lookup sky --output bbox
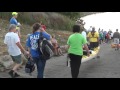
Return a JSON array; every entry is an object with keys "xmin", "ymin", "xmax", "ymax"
[{"xmin": 81, "ymin": 12, "xmax": 120, "ymax": 32}]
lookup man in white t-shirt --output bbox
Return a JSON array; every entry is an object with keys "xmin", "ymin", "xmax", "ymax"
[
  {"xmin": 110, "ymin": 32, "xmax": 114, "ymax": 40},
  {"xmin": 88, "ymin": 26, "xmax": 92, "ymax": 32},
  {"xmin": 81, "ymin": 29, "xmax": 87, "ymax": 41},
  {"xmin": 4, "ymin": 24, "xmax": 29, "ymax": 78}
]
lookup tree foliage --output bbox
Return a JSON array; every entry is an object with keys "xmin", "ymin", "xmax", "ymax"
[{"xmin": 59, "ymin": 12, "xmax": 80, "ymax": 20}]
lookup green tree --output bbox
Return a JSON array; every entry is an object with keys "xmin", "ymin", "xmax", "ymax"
[{"xmin": 58, "ymin": 12, "xmax": 80, "ymax": 20}]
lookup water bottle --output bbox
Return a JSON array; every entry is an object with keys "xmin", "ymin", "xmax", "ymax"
[{"xmin": 66, "ymin": 54, "xmax": 70, "ymax": 67}]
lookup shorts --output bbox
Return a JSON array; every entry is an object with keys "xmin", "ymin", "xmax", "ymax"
[
  {"xmin": 114, "ymin": 38, "xmax": 119, "ymax": 44},
  {"xmin": 111, "ymin": 37, "xmax": 113, "ymax": 40},
  {"xmin": 99, "ymin": 38, "xmax": 103, "ymax": 41},
  {"xmin": 105, "ymin": 36, "xmax": 107, "ymax": 39},
  {"xmin": 90, "ymin": 42, "xmax": 99, "ymax": 49},
  {"xmin": 11, "ymin": 54, "xmax": 22, "ymax": 64}
]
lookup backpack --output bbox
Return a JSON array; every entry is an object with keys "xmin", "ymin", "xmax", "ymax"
[
  {"xmin": 25, "ymin": 58, "xmax": 35, "ymax": 74},
  {"xmin": 38, "ymin": 32, "xmax": 54, "ymax": 60}
]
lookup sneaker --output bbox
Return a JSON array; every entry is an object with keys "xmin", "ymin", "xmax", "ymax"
[
  {"xmin": 8, "ymin": 70, "xmax": 14, "ymax": 78},
  {"xmin": 14, "ymin": 73, "xmax": 20, "ymax": 78},
  {"xmin": 54, "ymin": 55, "xmax": 58, "ymax": 57},
  {"xmin": 62, "ymin": 54, "xmax": 64, "ymax": 56}
]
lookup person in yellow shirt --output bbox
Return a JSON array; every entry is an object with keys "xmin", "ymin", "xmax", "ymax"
[{"xmin": 87, "ymin": 27, "xmax": 99, "ymax": 50}]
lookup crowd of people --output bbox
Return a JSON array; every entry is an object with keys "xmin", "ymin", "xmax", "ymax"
[
  {"xmin": 4, "ymin": 12, "xmax": 64, "ymax": 78},
  {"xmin": 81, "ymin": 25, "xmax": 120, "ymax": 50},
  {"xmin": 3, "ymin": 12, "xmax": 120, "ymax": 78},
  {"xmin": 98, "ymin": 29, "xmax": 114, "ymax": 44}
]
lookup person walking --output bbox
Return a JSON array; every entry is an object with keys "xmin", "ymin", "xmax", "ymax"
[
  {"xmin": 113, "ymin": 29, "xmax": 120, "ymax": 50},
  {"xmin": 67, "ymin": 25, "xmax": 90, "ymax": 78},
  {"xmin": 10, "ymin": 12, "xmax": 21, "ymax": 38},
  {"xmin": 4, "ymin": 24, "xmax": 29, "ymax": 78},
  {"xmin": 87, "ymin": 27, "xmax": 99, "ymax": 50},
  {"xmin": 26, "ymin": 23, "xmax": 51, "ymax": 78}
]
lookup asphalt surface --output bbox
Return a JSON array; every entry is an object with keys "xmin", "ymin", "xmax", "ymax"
[{"xmin": 0, "ymin": 43, "xmax": 120, "ymax": 78}]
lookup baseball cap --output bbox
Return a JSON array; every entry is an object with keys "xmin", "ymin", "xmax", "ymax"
[
  {"xmin": 12, "ymin": 12, "xmax": 18, "ymax": 16},
  {"xmin": 16, "ymin": 27, "xmax": 19, "ymax": 30}
]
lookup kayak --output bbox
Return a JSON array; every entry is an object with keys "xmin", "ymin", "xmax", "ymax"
[
  {"xmin": 67, "ymin": 46, "xmax": 100, "ymax": 67},
  {"xmin": 82, "ymin": 46, "xmax": 100, "ymax": 63}
]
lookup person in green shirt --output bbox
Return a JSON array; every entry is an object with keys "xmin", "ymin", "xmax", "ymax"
[
  {"xmin": 67, "ymin": 25, "xmax": 90, "ymax": 78},
  {"xmin": 99, "ymin": 31, "xmax": 103, "ymax": 44}
]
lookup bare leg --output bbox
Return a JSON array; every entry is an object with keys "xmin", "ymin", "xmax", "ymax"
[
  {"xmin": 54, "ymin": 48, "xmax": 58, "ymax": 56},
  {"xmin": 13, "ymin": 63, "xmax": 22, "ymax": 72},
  {"xmin": 117, "ymin": 44, "xmax": 119, "ymax": 50},
  {"xmin": 58, "ymin": 48, "xmax": 64, "ymax": 56},
  {"xmin": 8, "ymin": 63, "xmax": 22, "ymax": 78}
]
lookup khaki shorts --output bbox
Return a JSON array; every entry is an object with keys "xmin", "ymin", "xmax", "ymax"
[
  {"xmin": 114, "ymin": 38, "xmax": 119, "ymax": 44},
  {"xmin": 11, "ymin": 54, "xmax": 22, "ymax": 64}
]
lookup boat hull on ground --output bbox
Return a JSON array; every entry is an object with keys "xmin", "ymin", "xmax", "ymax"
[
  {"xmin": 82, "ymin": 47, "xmax": 100, "ymax": 63},
  {"xmin": 67, "ymin": 47, "xmax": 100, "ymax": 67}
]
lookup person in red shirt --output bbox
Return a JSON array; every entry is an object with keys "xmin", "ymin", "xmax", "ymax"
[
  {"xmin": 41, "ymin": 25, "xmax": 46, "ymax": 30},
  {"xmin": 40, "ymin": 21, "xmax": 46, "ymax": 31},
  {"xmin": 106, "ymin": 32, "xmax": 110, "ymax": 43}
]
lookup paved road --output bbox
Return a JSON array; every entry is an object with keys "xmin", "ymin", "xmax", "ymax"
[{"xmin": 0, "ymin": 43, "xmax": 120, "ymax": 78}]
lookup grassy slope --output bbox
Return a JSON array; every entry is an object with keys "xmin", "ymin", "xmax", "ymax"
[
  {"xmin": 0, "ymin": 12, "xmax": 75, "ymax": 31},
  {"xmin": 0, "ymin": 19, "xmax": 72, "ymax": 56}
]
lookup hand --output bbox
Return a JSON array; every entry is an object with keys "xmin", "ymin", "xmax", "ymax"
[
  {"xmin": 17, "ymin": 22, "xmax": 21, "ymax": 26},
  {"xmin": 24, "ymin": 51, "xmax": 29, "ymax": 56},
  {"xmin": 27, "ymin": 54, "xmax": 32, "ymax": 59},
  {"xmin": 40, "ymin": 27, "xmax": 45, "ymax": 32},
  {"xmin": 87, "ymin": 52, "xmax": 90, "ymax": 57}
]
